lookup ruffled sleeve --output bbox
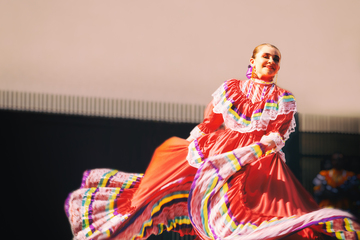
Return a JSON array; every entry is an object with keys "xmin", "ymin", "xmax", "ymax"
[
  {"xmin": 189, "ymin": 101, "xmax": 224, "ymax": 139},
  {"xmin": 260, "ymin": 90, "xmax": 297, "ymax": 152}
]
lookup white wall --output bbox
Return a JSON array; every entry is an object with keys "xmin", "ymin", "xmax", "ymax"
[{"xmin": 1, "ymin": 0, "xmax": 359, "ymax": 117}]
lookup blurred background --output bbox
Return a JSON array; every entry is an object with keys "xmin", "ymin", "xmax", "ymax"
[{"xmin": 1, "ymin": 1, "xmax": 359, "ymax": 239}]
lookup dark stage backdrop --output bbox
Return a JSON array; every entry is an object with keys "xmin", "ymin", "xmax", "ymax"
[{"xmin": 1, "ymin": 110, "xmax": 299, "ymax": 240}]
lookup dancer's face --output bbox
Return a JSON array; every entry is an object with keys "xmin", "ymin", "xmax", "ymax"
[{"xmin": 250, "ymin": 46, "xmax": 281, "ymax": 81}]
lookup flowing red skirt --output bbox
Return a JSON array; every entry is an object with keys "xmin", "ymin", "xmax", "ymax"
[
  {"xmin": 227, "ymin": 153, "xmax": 324, "ymax": 239},
  {"xmin": 66, "ymin": 137, "xmax": 359, "ymax": 239}
]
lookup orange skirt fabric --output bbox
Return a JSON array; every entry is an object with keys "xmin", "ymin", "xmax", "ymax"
[{"xmin": 66, "ymin": 137, "xmax": 199, "ymax": 240}]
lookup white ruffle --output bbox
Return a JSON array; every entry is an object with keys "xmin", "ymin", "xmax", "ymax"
[
  {"xmin": 186, "ymin": 140, "xmax": 203, "ymax": 168},
  {"xmin": 212, "ymin": 82, "xmax": 297, "ymax": 141},
  {"xmin": 186, "ymin": 139, "xmax": 265, "ymax": 169},
  {"xmin": 283, "ymin": 113, "xmax": 296, "ymax": 142},
  {"xmin": 260, "ymin": 132, "xmax": 285, "ymax": 152},
  {"xmin": 189, "ymin": 126, "xmax": 205, "ymax": 139}
]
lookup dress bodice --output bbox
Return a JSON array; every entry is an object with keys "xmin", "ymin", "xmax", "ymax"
[
  {"xmin": 240, "ymin": 78, "xmax": 277, "ymax": 104},
  {"xmin": 187, "ymin": 79, "xmax": 297, "ymax": 167}
]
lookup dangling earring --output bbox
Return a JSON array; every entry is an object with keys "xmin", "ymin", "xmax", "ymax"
[
  {"xmin": 246, "ymin": 65, "xmax": 252, "ymax": 79},
  {"xmin": 251, "ymin": 66, "xmax": 256, "ymax": 80}
]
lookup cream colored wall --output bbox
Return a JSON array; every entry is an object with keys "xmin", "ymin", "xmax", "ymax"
[{"xmin": 1, "ymin": 0, "xmax": 359, "ymax": 117}]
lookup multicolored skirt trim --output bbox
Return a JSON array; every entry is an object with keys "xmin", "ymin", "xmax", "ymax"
[
  {"xmin": 188, "ymin": 150, "xmax": 360, "ymax": 240},
  {"xmin": 65, "ymin": 169, "xmax": 196, "ymax": 240},
  {"xmin": 65, "ymin": 169, "xmax": 143, "ymax": 239}
]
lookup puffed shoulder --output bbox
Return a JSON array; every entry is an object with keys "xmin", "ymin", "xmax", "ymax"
[{"xmin": 273, "ymin": 85, "xmax": 296, "ymax": 103}]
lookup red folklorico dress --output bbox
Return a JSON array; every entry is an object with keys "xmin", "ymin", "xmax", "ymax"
[{"xmin": 65, "ymin": 78, "xmax": 360, "ymax": 240}]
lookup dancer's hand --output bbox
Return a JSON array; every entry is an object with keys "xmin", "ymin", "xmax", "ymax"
[{"xmin": 259, "ymin": 138, "xmax": 276, "ymax": 153}]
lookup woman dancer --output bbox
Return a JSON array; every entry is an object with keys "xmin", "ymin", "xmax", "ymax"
[{"xmin": 65, "ymin": 43, "xmax": 360, "ymax": 239}]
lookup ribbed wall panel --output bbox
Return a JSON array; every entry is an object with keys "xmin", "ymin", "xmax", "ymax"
[
  {"xmin": 300, "ymin": 133, "xmax": 360, "ymax": 156},
  {"xmin": 299, "ymin": 113, "xmax": 360, "ymax": 134},
  {"xmin": 0, "ymin": 90, "xmax": 205, "ymax": 123},
  {"xmin": 2, "ymin": 90, "xmax": 360, "ymax": 133}
]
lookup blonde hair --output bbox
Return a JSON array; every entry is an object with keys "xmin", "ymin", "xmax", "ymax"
[{"xmin": 251, "ymin": 43, "xmax": 281, "ymax": 59}]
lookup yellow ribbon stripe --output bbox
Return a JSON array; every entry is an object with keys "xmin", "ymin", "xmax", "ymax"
[
  {"xmin": 133, "ymin": 192, "xmax": 190, "ymax": 240},
  {"xmin": 82, "ymin": 188, "xmax": 98, "ymax": 229},
  {"xmin": 121, "ymin": 174, "xmax": 142, "ymax": 189},
  {"xmin": 150, "ymin": 192, "xmax": 189, "ymax": 216},
  {"xmin": 280, "ymin": 95, "xmax": 296, "ymax": 102},
  {"xmin": 325, "ymin": 220, "xmax": 334, "ymax": 233},
  {"xmin": 225, "ymin": 153, "xmax": 242, "ymax": 171},
  {"xmin": 335, "ymin": 231, "xmax": 345, "ymax": 239},
  {"xmin": 250, "ymin": 144, "xmax": 263, "ymax": 159},
  {"xmin": 98, "ymin": 170, "xmax": 118, "ymax": 187},
  {"xmin": 344, "ymin": 218, "xmax": 355, "ymax": 232},
  {"xmin": 201, "ymin": 176, "xmax": 218, "ymax": 240},
  {"xmin": 106, "ymin": 187, "xmax": 121, "ymax": 213}
]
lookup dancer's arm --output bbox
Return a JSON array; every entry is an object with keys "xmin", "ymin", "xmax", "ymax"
[{"xmin": 187, "ymin": 100, "xmax": 224, "ymax": 142}]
